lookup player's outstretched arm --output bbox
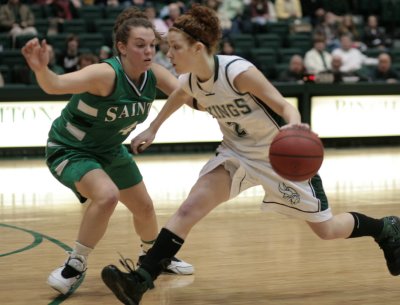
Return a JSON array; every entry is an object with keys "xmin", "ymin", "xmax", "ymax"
[
  {"xmin": 22, "ymin": 38, "xmax": 114, "ymax": 96},
  {"xmin": 131, "ymin": 87, "xmax": 192, "ymax": 154}
]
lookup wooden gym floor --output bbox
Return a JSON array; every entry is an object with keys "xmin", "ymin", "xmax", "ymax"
[{"xmin": 1, "ymin": 146, "xmax": 400, "ymax": 305}]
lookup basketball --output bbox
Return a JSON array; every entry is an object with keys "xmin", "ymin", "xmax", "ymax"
[{"xmin": 269, "ymin": 128, "xmax": 324, "ymax": 181}]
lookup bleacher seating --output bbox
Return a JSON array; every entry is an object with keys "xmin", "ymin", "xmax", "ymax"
[{"xmin": 1, "ymin": 2, "xmax": 400, "ymax": 85}]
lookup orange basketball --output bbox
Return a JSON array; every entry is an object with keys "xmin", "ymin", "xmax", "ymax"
[{"xmin": 269, "ymin": 128, "xmax": 324, "ymax": 181}]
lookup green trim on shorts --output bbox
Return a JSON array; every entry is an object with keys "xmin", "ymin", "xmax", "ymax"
[{"xmin": 310, "ymin": 174, "xmax": 329, "ymax": 211}]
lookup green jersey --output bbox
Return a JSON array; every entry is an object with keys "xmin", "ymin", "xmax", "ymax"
[{"xmin": 48, "ymin": 57, "xmax": 157, "ymax": 154}]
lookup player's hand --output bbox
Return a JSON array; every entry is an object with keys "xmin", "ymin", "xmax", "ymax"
[
  {"xmin": 280, "ymin": 123, "xmax": 310, "ymax": 131},
  {"xmin": 131, "ymin": 128, "xmax": 156, "ymax": 154},
  {"xmin": 21, "ymin": 38, "xmax": 50, "ymax": 72}
]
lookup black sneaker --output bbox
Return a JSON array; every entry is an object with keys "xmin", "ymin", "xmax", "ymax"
[
  {"xmin": 102, "ymin": 257, "xmax": 154, "ymax": 305},
  {"xmin": 375, "ymin": 216, "xmax": 400, "ymax": 276}
]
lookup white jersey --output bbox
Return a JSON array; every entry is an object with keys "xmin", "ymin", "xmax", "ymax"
[
  {"xmin": 179, "ymin": 55, "xmax": 283, "ymax": 161},
  {"xmin": 179, "ymin": 55, "xmax": 331, "ymax": 223}
]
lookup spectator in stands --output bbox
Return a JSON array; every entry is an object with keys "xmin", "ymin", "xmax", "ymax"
[
  {"xmin": 241, "ymin": 0, "xmax": 277, "ymax": 34},
  {"xmin": 46, "ymin": 0, "xmax": 80, "ymax": 35},
  {"xmin": 58, "ymin": 33, "xmax": 80, "ymax": 73},
  {"xmin": 363, "ymin": 15, "xmax": 392, "ymax": 50},
  {"xmin": 275, "ymin": 0, "xmax": 302, "ymax": 21},
  {"xmin": 278, "ymin": 54, "xmax": 306, "ymax": 83},
  {"xmin": 369, "ymin": 53, "xmax": 399, "ymax": 83},
  {"xmin": 154, "ymin": 38, "xmax": 177, "ymax": 77},
  {"xmin": 220, "ymin": 0, "xmax": 244, "ymax": 34},
  {"xmin": 144, "ymin": 3, "xmax": 169, "ymax": 38},
  {"xmin": 0, "ymin": 0, "xmax": 38, "ymax": 48},
  {"xmin": 98, "ymin": 45, "xmax": 112, "ymax": 61},
  {"xmin": 300, "ymin": 0, "xmax": 324, "ymax": 27},
  {"xmin": 337, "ymin": 14, "xmax": 360, "ymax": 45},
  {"xmin": 204, "ymin": 0, "xmax": 235, "ymax": 38},
  {"xmin": 330, "ymin": 54, "xmax": 369, "ymax": 83},
  {"xmin": 78, "ymin": 53, "xmax": 99, "ymax": 70},
  {"xmin": 219, "ymin": 38, "xmax": 236, "ymax": 56},
  {"xmin": 332, "ymin": 34, "xmax": 378, "ymax": 73},
  {"xmin": 30, "ymin": 43, "xmax": 64, "ymax": 84},
  {"xmin": 304, "ymin": 34, "xmax": 332, "ymax": 74},
  {"xmin": 313, "ymin": 11, "xmax": 340, "ymax": 51},
  {"xmin": 163, "ymin": 2, "xmax": 183, "ymax": 28}
]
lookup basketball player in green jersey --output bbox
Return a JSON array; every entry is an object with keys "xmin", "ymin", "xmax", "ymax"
[
  {"xmin": 101, "ymin": 5, "xmax": 400, "ymax": 305},
  {"xmin": 21, "ymin": 7, "xmax": 193, "ymax": 297}
]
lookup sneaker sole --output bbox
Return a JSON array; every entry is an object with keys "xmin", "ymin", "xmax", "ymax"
[{"xmin": 101, "ymin": 266, "xmax": 137, "ymax": 305}]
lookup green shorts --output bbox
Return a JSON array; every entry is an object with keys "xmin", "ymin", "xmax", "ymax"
[{"xmin": 46, "ymin": 142, "xmax": 142, "ymax": 203}]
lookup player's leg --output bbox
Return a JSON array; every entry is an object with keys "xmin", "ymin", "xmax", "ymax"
[
  {"xmin": 308, "ymin": 212, "xmax": 400, "ymax": 275},
  {"xmin": 102, "ymin": 165, "xmax": 232, "ymax": 305},
  {"xmin": 119, "ymin": 182, "xmax": 194, "ymax": 275},
  {"xmin": 47, "ymin": 168, "xmax": 120, "ymax": 295}
]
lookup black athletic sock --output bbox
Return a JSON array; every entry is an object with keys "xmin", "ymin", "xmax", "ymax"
[
  {"xmin": 138, "ymin": 228, "xmax": 184, "ymax": 280},
  {"xmin": 348, "ymin": 212, "xmax": 384, "ymax": 238}
]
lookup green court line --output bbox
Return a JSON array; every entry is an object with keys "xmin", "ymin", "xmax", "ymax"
[{"xmin": 0, "ymin": 223, "xmax": 85, "ymax": 305}]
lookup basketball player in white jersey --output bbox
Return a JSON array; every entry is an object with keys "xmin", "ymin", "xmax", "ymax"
[{"xmin": 102, "ymin": 5, "xmax": 400, "ymax": 305}]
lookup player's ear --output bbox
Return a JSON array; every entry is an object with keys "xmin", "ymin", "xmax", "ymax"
[{"xmin": 116, "ymin": 41, "xmax": 126, "ymax": 56}]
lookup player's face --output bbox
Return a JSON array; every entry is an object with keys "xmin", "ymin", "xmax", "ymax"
[
  {"xmin": 167, "ymin": 31, "xmax": 197, "ymax": 74},
  {"xmin": 120, "ymin": 27, "xmax": 156, "ymax": 72}
]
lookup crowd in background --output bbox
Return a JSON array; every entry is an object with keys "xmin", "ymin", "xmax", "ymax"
[{"xmin": 1, "ymin": 0, "xmax": 400, "ymax": 87}]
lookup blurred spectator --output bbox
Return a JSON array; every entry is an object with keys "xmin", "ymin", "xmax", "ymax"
[
  {"xmin": 275, "ymin": 0, "xmax": 302, "ymax": 21},
  {"xmin": 144, "ymin": 3, "xmax": 169, "ymax": 38},
  {"xmin": 304, "ymin": 34, "xmax": 332, "ymax": 74},
  {"xmin": 313, "ymin": 11, "xmax": 340, "ymax": 51},
  {"xmin": 363, "ymin": 15, "xmax": 392, "ymax": 50},
  {"xmin": 220, "ymin": 0, "xmax": 244, "ymax": 34},
  {"xmin": 0, "ymin": 0, "xmax": 37, "ymax": 48},
  {"xmin": 242, "ymin": 0, "xmax": 277, "ymax": 34},
  {"xmin": 337, "ymin": 14, "xmax": 360, "ymax": 44},
  {"xmin": 330, "ymin": 54, "xmax": 369, "ymax": 83},
  {"xmin": 78, "ymin": 52, "xmax": 99, "ymax": 70},
  {"xmin": 332, "ymin": 34, "xmax": 378, "ymax": 73},
  {"xmin": 300, "ymin": 0, "xmax": 324, "ymax": 26},
  {"xmin": 47, "ymin": 0, "xmax": 80, "ymax": 35},
  {"xmin": 58, "ymin": 33, "xmax": 80, "ymax": 73},
  {"xmin": 98, "ymin": 45, "xmax": 112, "ymax": 61},
  {"xmin": 154, "ymin": 39, "xmax": 177, "ymax": 77},
  {"xmin": 369, "ymin": 53, "xmax": 399, "ymax": 83},
  {"xmin": 30, "ymin": 43, "xmax": 64, "ymax": 84},
  {"xmin": 204, "ymin": 0, "xmax": 235, "ymax": 37},
  {"xmin": 164, "ymin": 2, "xmax": 183, "ymax": 28},
  {"xmin": 219, "ymin": 38, "xmax": 236, "ymax": 56},
  {"xmin": 48, "ymin": 0, "xmax": 80, "ymax": 21},
  {"xmin": 278, "ymin": 54, "xmax": 306, "ymax": 83}
]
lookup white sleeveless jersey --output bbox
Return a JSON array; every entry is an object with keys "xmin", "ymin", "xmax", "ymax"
[{"xmin": 179, "ymin": 55, "xmax": 284, "ymax": 161}]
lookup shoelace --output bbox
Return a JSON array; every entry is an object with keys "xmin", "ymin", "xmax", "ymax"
[{"xmin": 118, "ymin": 252, "xmax": 136, "ymax": 273}]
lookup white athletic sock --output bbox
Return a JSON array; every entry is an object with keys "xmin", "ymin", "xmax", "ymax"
[{"xmin": 72, "ymin": 241, "xmax": 93, "ymax": 258}]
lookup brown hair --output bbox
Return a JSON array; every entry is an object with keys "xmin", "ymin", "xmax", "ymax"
[
  {"xmin": 171, "ymin": 4, "xmax": 221, "ymax": 55},
  {"xmin": 113, "ymin": 7, "xmax": 161, "ymax": 55}
]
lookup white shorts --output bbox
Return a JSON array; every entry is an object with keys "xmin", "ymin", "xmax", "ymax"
[{"xmin": 199, "ymin": 145, "xmax": 332, "ymax": 223}]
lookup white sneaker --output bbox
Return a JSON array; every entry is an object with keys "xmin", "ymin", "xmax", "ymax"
[
  {"xmin": 138, "ymin": 254, "xmax": 194, "ymax": 275},
  {"xmin": 47, "ymin": 253, "xmax": 87, "ymax": 295},
  {"xmin": 163, "ymin": 256, "xmax": 195, "ymax": 275}
]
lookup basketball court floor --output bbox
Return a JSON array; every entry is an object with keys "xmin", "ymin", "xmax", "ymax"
[{"xmin": 1, "ymin": 146, "xmax": 400, "ymax": 305}]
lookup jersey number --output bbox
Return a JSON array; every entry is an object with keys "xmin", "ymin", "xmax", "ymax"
[
  {"xmin": 226, "ymin": 122, "xmax": 247, "ymax": 137},
  {"xmin": 120, "ymin": 122, "xmax": 138, "ymax": 136}
]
